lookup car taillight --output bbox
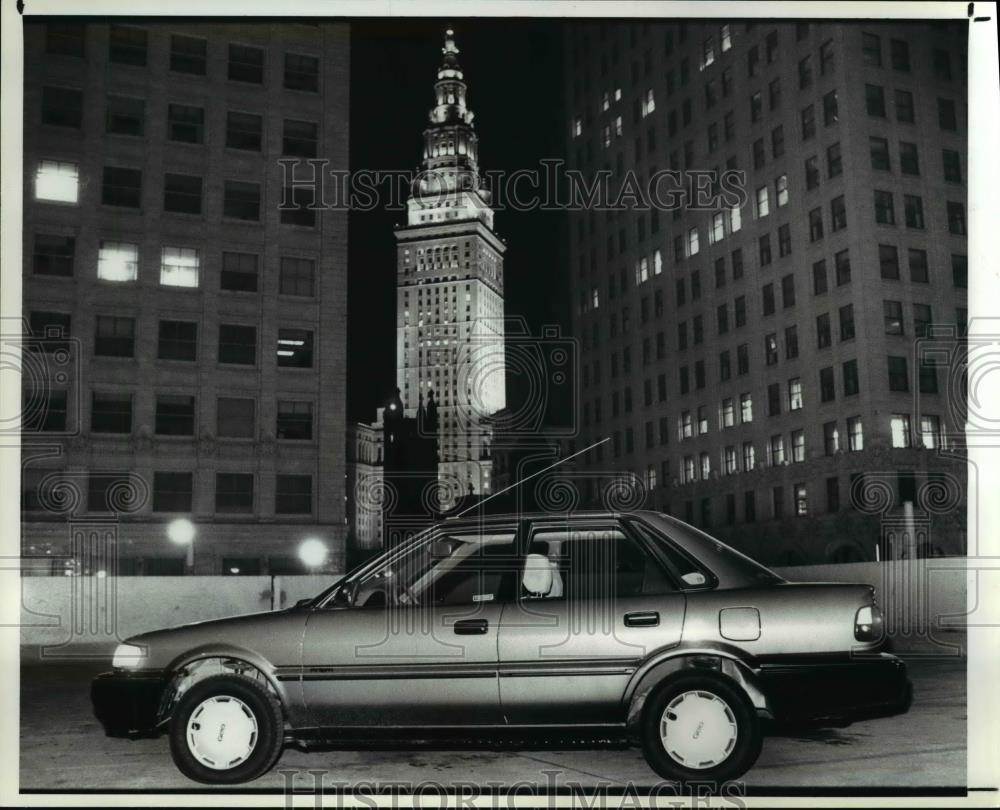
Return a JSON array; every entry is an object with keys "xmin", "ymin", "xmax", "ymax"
[{"xmin": 854, "ymin": 604, "xmax": 883, "ymax": 642}]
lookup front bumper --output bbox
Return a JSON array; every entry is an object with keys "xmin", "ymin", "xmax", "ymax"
[
  {"xmin": 91, "ymin": 671, "xmax": 166, "ymax": 738},
  {"xmin": 755, "ymin": 652, "xmax": 912, "ymax": 727}
]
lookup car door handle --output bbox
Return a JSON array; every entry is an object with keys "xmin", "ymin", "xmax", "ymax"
[
  {"xmin": 624, "ymin": 611, "xmax": 660, "ymax": 628},
  {"xmin": 454, "ymin": 619, "xmax": 489, "ymax": 635}
]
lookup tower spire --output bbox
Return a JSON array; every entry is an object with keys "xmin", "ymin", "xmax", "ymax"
[{"xmin": 408, "ymin": 27, "xmax": 492, "ymax": 224}]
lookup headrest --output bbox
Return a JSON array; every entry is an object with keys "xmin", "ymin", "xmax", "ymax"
[{"xmin": 522, "ymin": 553, "xmax": 553, "ymax": 596}]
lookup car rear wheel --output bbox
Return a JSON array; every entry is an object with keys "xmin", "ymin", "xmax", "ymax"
[
  {"xmin": 168, "ymin": 674, "xmax": 284, "ymax": 784},
  {"xmin": 641, "ymin": 673, "xmax": 762, "ymax": 787}
]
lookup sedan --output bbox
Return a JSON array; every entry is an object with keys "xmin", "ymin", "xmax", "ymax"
[{"xmin": 92, "ymin": 510, "xmax": 911, "ymax": 786}]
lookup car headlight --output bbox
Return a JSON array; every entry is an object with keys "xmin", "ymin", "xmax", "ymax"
[{"xmin": 112, "ymin": 643, "xmax": 147, "ymax": 669}]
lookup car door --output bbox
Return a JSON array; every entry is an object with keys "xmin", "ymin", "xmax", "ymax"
[
  {"xmin": 301, "ymin": 525, "xmax": 519, "ymax": 728},
  {"xmin": 497, "ymin": 519, "xmax": 685, "ymax": 725}
]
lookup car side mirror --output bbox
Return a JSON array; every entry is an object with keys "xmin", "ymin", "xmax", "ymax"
[
  {"xmin": 293, "ymin": 598, "xmax": 312, "ymax": 609},
  {"xmin": 681, "ymin": 571, "xmax": 707, "ymax": 587}
]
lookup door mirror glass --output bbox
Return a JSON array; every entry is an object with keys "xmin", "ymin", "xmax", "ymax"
[{"xmin": 681, "ymin": 571, "xmax": 707, "ymax": 587}]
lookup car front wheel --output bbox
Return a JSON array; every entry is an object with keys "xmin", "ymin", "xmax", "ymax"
[
  {"xmin": 168, "ymin": 674, "xmax": 284, "ymax": 784},
  {"xmin": 641, "ymin": 673, "xmax": 762, "ymax": 787}
]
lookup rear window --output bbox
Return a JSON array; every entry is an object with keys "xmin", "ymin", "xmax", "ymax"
[{"xmin": 640, "ymin": 513, "xmax": 785, "ymax": 588}]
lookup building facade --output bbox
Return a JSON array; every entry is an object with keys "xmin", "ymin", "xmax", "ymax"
[
  {"xmin": 563, "ymin": 21, "xmax": 968, "ymax": 564},
  {"xmin": 345, "ymin": 421, "xmax": 383, "ymax": 563},
  {"xmin": 394, "ymin": 29, "xmax": 506, "ymax": 507},
  {"xmin": 21, "ymin": 20, "xmax": 349, "ymax": 574}
]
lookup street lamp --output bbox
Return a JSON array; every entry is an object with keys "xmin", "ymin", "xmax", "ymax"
[
  {"xmin": 298, "ymin": 537, "xmax": 328, "ymax": 572},
  {"xmin": 167, "ymin": 518, "xmax": 196, "ymax": 573}
]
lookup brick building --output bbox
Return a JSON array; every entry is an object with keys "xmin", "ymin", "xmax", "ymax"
[
  {"xmin": 20, "ymin": 20, "xmax": 349, "ymax": 574},
  {"xmin": 562, "ymin": 20, "xmax": 968, "ymax": 564}
]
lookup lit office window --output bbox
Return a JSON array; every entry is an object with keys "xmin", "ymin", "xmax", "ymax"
[
  {"xmin": 160, "ymin": 246, "xmax": 200, "ymax": 288},
  {"xmin": 890, "ymin": 414, "xmax": 912, "ymax": 448},
  {"xmin": 97, "ymin": 241, "xmax": 138, "ymax": 282},
  {"xmin": 35, "ymin": 160, "xmax": 79, "ymax": 203}
]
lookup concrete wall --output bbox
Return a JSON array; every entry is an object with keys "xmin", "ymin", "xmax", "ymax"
[
  {"xmin": 20, "ymin": 561, "xmax": 967, "ymax": 656},
  {"xmin": 19, "ymin": 574, "xmax": 332, "ymax": 652},
  {"xmin": 774, "ymin": 558, "xmax": 968, "ymax": 656}
]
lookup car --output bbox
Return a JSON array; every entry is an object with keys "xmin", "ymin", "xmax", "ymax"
[{"xmin": 92, "ymin": 510, "xmax": 911, "ymax": 786}]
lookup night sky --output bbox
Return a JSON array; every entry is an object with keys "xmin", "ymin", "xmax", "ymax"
[{"xmin": 347, "ymin": 19, "xmax": 567, "ymax": 423}]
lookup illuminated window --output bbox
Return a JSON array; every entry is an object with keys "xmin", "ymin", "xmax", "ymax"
[
  {"xmin": 729, "ymin": 204, "xmax": 742, "ymax": 232},
  {"xmin": 725, "ymin": 446, "xmax": 737, "ymax": 474},
  {"xmin": 711, "ymin": 212, "xmax": 725, "ymax": 244},
  {"xmin": 792, "ymin": 430, "xmax": 805, "ymax": 462},
  {"xmin": 642, "ymin": 88, "xmax": 656, "ymax": 117},
  {"xmin": 795, "ymin": 484, "xmax": 808, "ymax": 516},
  {"xmin": 276, "ymin": 328, "xmax": 314, "ymax": 368},
  {"xmin": 788, "ymin": 378, "xmax": 803, "ymax": 410},
  {"xmin": 702, "ymin": 37, "xmax": 715, "ymax": 67},
  {"xmin": 683, "ymin": 456, "xmax": 696, "ymax": 483},
  {"xmin": 720, "ymin": 25, "xmax": 732, "ymax": 52},
  {"xmin": 775, "ymin": 174, "xmax": 788, "ymax": 207},
  {"xmin": 920, "ymin": 415, "xmax": 943, "ymax": 449},
  {"xmin": 769, "ymin": 434, "xmax": 785, "ymax": 465},
  {"xmin": 97, "ymin": 241, "xmax": 138, "ymax": 282},
  {"xmin": 824, "ymin": 421, "xmax": 840, "ymax": 455},
  {"xmin": 687, "ymin": 227, "xmax": 700, "ymax": 256},
  {"xmin": 742, "ymin": 442, "xmax": 755, "ymax": 471},
  {"xmin": 722, "ymin": 398, "xmax": 735, "ymax": 428},
  {"xmin": 159, "ymin": 246, "xmax": 200, "ymax": 288},
  {"xmin": 755, "ymin": 186, "xmax": 769, "ymax": 218},
  {"xmin": 35, "ymin": 160, "xmax": 79, "ymax": 203},
  {"xmin": 890, "ymin": 414, "xmax": 912, "ymax": 448}
]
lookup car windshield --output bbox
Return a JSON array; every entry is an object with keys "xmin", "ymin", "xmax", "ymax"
[
  {"xmin": 641, "ymin": 512, "xmax": 785, "ymax": 588},
  {"xmin": 306, "ymin": 526, "xmax": 437, "ymax": 607},
  {"xmin": 316, "ymin": 525, "xmax": 517, "ymax": 608}
]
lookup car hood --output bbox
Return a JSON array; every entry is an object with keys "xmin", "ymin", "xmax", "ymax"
[{"xmin": 125, "ymin": 607, "xmax": 309, "ymax": 672}]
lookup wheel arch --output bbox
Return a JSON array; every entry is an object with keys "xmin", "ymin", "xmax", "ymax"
[
  {"xmin": 157, "ymin": 645, "xmax": 290, "ymax": 725},
  {"xmin": 623, "ymin": 648, "xmax": 772, "ymax": 738}
]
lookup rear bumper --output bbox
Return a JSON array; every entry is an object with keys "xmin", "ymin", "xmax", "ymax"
[
  {"xmin": 91, "ymin": 671, "xmax": 166, "ymax": 738},
  {"xmin": 755, "ymin": 652, "xmax": 911, "ymax": 727}
]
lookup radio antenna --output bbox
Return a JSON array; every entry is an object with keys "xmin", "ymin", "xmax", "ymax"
[{"xmin": 453, "ymin": 437, "xmax": 610, "ymax": 518}]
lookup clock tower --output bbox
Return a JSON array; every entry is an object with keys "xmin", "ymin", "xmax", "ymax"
[{"xmin": 394, "ymin": 28, "xmax": 506, "ymax": 507}]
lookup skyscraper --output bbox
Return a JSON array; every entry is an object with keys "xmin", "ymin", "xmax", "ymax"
[
  {"xmin": 395, "ymin": 29, "xmax": 506, "ymax": 505},
  {"xmin": 21, "ymin": 20, "xmax": 350, "ymax": 574},
  {"xmin": 562, "ymin": 21, "xmax": 968, "ymax": 565}
]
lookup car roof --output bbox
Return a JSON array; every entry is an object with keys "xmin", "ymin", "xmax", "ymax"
[{"xmin": 441, "ymin": 509, "xmax": 658, "ymax": 525}]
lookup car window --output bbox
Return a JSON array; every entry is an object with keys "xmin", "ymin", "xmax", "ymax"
[
  {"xmin": 523, "ymin": 525, "xmax": 675, "ymax": 601},
  {"xmin": 641, "ymin": 513, "xmax": 784, "ymax": 587},
  {"xmin": 351, "ymin": 529, "xmax": 517, "ymax": 608},
  {"xmin": 630, "ymin": 520, "xmax": 711, "ymax": 587}
]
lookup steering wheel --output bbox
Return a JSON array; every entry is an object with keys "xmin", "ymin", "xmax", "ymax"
[{"xmin": 396, "ymin": 583, "xmax": 421, "ymax": 606}]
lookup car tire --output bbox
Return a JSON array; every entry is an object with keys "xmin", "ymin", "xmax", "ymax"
[
  {"xmin": 168, "ymin": 673, "xmax": 284, "ymax": 784},
  {"xmin": 641, "ymin": 672, "xmax": 762, "ymax": 788}
]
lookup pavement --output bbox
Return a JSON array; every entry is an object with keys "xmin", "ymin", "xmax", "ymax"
[{"xmin": 19, "ymin": 651, "xmax": 965, "ymax": 792}]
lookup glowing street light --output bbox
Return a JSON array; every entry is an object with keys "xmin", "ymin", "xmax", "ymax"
[
  {"xmin": 298, "ymin": 537, "xmax": 328, "ymax": 571},
  {"xmin": 167, "ymin": 519, "xmax": 196, "ymax": 573}
]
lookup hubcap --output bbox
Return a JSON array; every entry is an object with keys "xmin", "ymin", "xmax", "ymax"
[
  {"xmin": 186, "ymin": 695, "xmax": 258, "ymax": 770},
  {"xmin": 659, "ymin": 689, "xmax": 738, "ymax": 769}
]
